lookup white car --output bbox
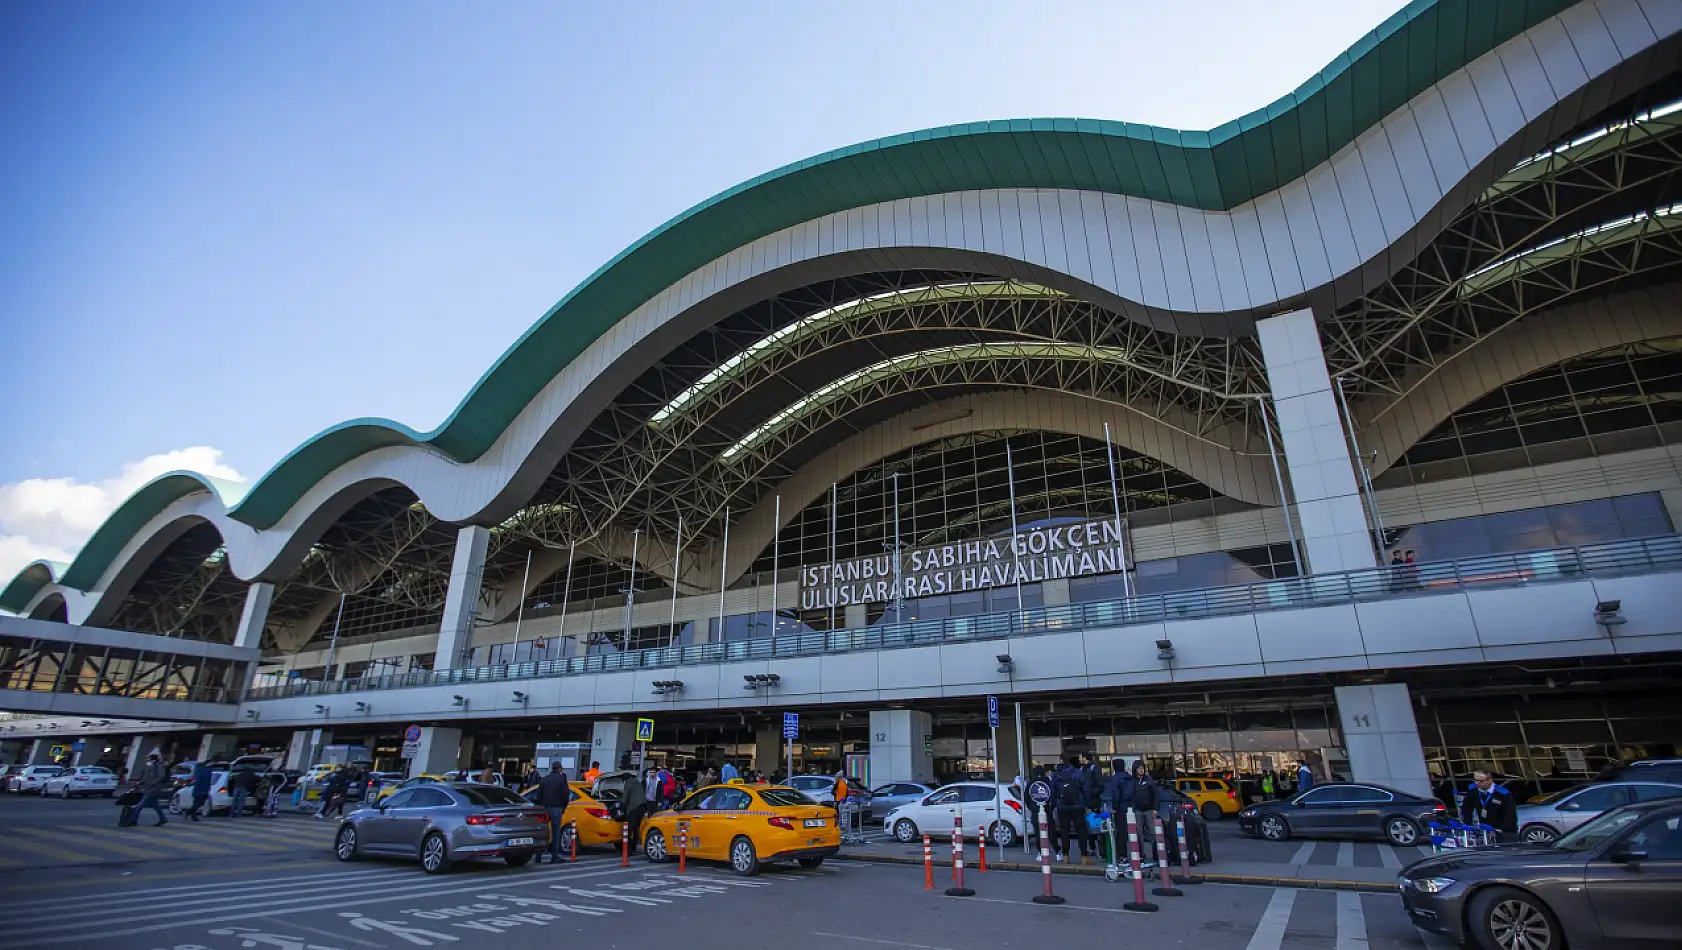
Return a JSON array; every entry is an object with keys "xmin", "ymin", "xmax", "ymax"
[
  {"xmin": 6, "ymin": 766, "xmax": 66, "ymax": 794},
  {"xmin": 880, "ymin": 781, "xmax": 1027, "ymax": 847},
  {"xmin": 43, "ymin": 766, "xmax": 118, "ymax": 798},
  {"xmin": 167, "ymin": 771, "xmax": 246, "ymax": 815}
]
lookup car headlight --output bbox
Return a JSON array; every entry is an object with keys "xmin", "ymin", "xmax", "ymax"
[
  {"xmin": 1239, "ymin": 809, "xmax": 1257, "ymax": 818},
  {"xmin": 1410, "ymin": 877, "xmax": 1456, "ymax": 894}
]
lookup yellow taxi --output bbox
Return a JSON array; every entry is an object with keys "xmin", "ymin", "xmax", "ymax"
[
  {"xmin": 376, "ymin": 773, "xmax": 448, "ymax": 802},
  {"xmin": 1174, "ymin": 777, "xmax": 1241, "ymax": 820},
  {"xmin": 640, "ymin": 784, "xmax": 839, "ymax": 875},
  {"xmin": 517, "ymin": 782, "xmax": 626, "ymax": 851}
]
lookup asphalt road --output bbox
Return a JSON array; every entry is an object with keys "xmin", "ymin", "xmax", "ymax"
[{"xmin": 0, "ymin": 793, "xmax": 1454, "ymax": 950}]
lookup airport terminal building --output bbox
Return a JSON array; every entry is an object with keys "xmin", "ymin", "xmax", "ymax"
[{"xmin": 4, "ymin": 0, "xmax": 1682, "ymax": 799}]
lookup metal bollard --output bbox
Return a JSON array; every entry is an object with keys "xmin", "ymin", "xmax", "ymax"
[
  {"xmin": 620, "ymin": 821, "xmax": 629, "ymax": 866},
  {"xmin": 678, "ymin": 819, "xmax": 688, "ymax": 873},
  {"xmin": 945, "ymin": 814, "xmax": 974, "ymax": 896},
  {"xmin": 570, "ymin": 822, "xmax": 579, "ymax": 862},
  {"xmin": 1150, "ymin": 813, "xmax": 1183, "ymax": 897},
  {"xmin": 922, "ymin": 833, "xmax": 934, "ymax": 890},
  {"xmin": 1123, "ymin": 808, "xmax": 1158, "ymax": 912},
  {"xmin": 1175, "ymin": 816, "xmax": 1199, "ymax": 884},
  {"xmin": 1031, "ymin": 811, "xmax": 1065, "ymax": 905}
]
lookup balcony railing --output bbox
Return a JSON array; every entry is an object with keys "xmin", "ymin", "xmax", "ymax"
[{"xmin": 246, "ymin": 533, "xmax": 1682, "ymax": 701}]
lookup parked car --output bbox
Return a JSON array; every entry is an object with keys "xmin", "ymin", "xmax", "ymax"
[
  {"xmin": 1174, "ymin": 776, "xmax": 1242, "ymax": 820},
  {"xmin": 1596, "ymin": 758, "xmax": 1682, "ymax": 785},
  {"xmin": 868, "ymin": 781, "xmax": 935, "ymax": 819},
  {"xmin": 1400, "ymin": 798, "xmax": 1682, "ymax": 949},
  {"xmin": 376, "ymin": 774, "xmax": 449, "ymax": 803},
  {"xmin": 43, "ymin": 766, "xmax": 118, "ymax": 798},
  {"xmin": 641, "ymin": 784, "xmax": 839, "ymax": 875},
  {"xmin": 1514, "ymin": 781, "xmax": 1682, "ymax": 843},
  {"xmin": 332, "ymin": 782, "xmax": 550, "ymax": 873},
  {"xmin": 785, "ymin": 774, "xmax": 873, "ymax": 812},
  {"xmin": 881, "ymin": 781, "xmax": 1026, "ymax": 847},
  {"xmin": 7, "ymin": 765, "xmax": 65, "ymax": 794},
  {"xmin": 519, "ymin": 781, "xmax": 623, "ymax": 851},
  {"xmin": 167, "ymin": 770, "xmax": 244, "ymax": 815},
  {"xmin": 1238, "ymin": 781, "xmax": 1448, "ymax": 846}
]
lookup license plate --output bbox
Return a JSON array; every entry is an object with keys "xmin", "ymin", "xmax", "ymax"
[
  {"xmin": 803, "ymin": 818, "xmax": 827, "ymax": 828},
  {"xmin": 506, "ymin": 837, "xmax": 535, "ymax": 847}
]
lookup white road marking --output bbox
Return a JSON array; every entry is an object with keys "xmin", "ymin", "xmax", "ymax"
[
  {"xmin": 1336, "ymin": 890, "xmax": 1368, "ymax": 950},
  {"xmin": 1290, "ymin": 842, "xmax": 1316, "ymax": 864},
  {"xmin": 811, "ymin": 932, "xmax": 956, "ymax": 950},
  {"xmin": 6, "ymin": 864, "xmax": 644, "ymax": 947},
  {"xmin": 1378, "ymin": 846, "xmax": 1402, "ymax": 870},
  {"xmin": 1245, "ymin": 888, "xmax": 1297, "ymax": 950},
  {"xmin": 0, "ymin": 866, "xmax": 420, "ymax": 915},
  {"xmin": 1337, "ymin": 841, "xmax": 1355, "ymax": 866}
]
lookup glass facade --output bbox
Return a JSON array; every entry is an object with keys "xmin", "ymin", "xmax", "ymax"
[
  {"xmin": 1382, "ymin": 337, "xmax": 1682, "ymax": 486},
  {"xmin": 1384, "ymin": 493, "xmax": 1671, "ymax": 563}
]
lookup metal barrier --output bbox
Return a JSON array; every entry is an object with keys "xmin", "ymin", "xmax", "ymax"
[{"xmin": 247, "ymin": 534, "xmax": 1682, "ymax": 701}]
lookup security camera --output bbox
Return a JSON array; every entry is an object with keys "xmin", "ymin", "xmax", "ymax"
[
  {"xmin": 1156, "ymin": 639, "xmax": 1176, "ymax": 661},
  {"xmin": 452, "ymin": 695, "xmax": 468, "ymax": 707}
]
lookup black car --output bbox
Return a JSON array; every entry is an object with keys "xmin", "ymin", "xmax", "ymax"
[
  {"xmin": 1238, "ymin": 782, "xmax": 1448, "ymax": 847},
  {"xmin": 1399, "ymin": 798, "xmax": 1682, "ymax": 949}
]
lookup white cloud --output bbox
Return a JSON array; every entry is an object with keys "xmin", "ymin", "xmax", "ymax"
[{"xmin": 0, "ymin": 447, "xmax": 244, "ymax": 585}]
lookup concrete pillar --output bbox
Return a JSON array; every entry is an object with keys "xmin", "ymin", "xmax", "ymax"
[
  {"xmin": 124, "ymin": 736, "xmax": 162, "ymax": 775},
  {"xmin": 590, "ymin": 721, "xmax": 633, "ymax": 775},
  {"xmin": 868, "ymin": 710, "xmax": 934, "ymax": 786},
  {"xmin": 198, "ymin": 734, "xmax": 239, "ymax": 762},
  {"xmin": 409, "ymin": 727, "xmax": 464, "ymax": 776},
  {"xmin": 73, "ymin": 738, "xmax": 114, "ymax": 766},
  {"xmin": 0, "ymin": 740, "xmax": 25, "ymax": 765},
  {"xmin": 234, "ymin": 582, "xmax": 275, "ymax": 651},
  {"xmin": 457, "ymin": 735, "xmax": 476, "ymax": 771},
  {"xmin": 1334, "ymin": 683, "xmax": 1430, "ymax": 798},
  {"xmin": 754, "ymin": 726, "xmax": 781, "ymax": 775},
  {"xmin": 435, "ymin": 526, "xmax": 490, "ymax": 670},
  {"xmin": 1257, "ymin": 308, "xmax": 1378, "ymax": 574},
  {"xmin": 27, "ymin": 739, "xmax": 60, "ymax": 765},
  {"xmin": 285, "ymin": 729, "xmax": 326, "ymax": 771}
]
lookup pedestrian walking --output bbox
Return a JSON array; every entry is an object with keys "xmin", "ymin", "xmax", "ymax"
[
  {"xmin": 187, "ymin": 760, "xmax": 213, "ymax": 822},
  {"xmin": 316, "ymin": 768, "xmax": 349, "ymax": 820},
  {"xmin": 720, "ymin": 761, "xmax": 739, "ymax": 783},
  {"xmin": 1260, "ymin": 771, "xmax": 1275, "ymax": 801},
  {"xmin": 537, "ymin": 762, "xmax": 573, "ymax": 864},
  {"xmin": 1051, "ymin": 757, "xmax": 1091, "ymax": 862},
  {"xmin": 129, "ymin": 751, "xmax": 170, "ymax": 827},
  {"xmin": 229, "ymin": 767, "xmax": 258, "ymax": 817},
  {"xmin": 621, "ymin": 764, "xmax": 648, "ymax": 850},
  {"xmin": 1296, "ymin": 761, "xmax": 1314, "ymax": 791},
  {"xmin": 583, "ymin": 761, "xmax": 602, "ymax": 784}
]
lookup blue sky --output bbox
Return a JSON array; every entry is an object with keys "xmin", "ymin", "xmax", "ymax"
[{"xmin": 0, "ymin": 0, "xmax": 1405, "ymax": 576}]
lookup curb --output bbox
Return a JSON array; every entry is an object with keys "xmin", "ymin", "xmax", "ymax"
[{"xmin": 831, "ymin": 851, "xmax": 1394, "ymax": 894}]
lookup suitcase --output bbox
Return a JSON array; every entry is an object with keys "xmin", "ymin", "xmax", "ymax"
[{"xmin": 116, "ymin": 789, "xmax": 142, "ymax": 827}]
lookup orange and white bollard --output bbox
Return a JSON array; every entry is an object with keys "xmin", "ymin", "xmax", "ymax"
[
  {"xmin": 922, "ymin": 834, "xmax": 934, "ymax": 890},
  {"xmin": 1175, "ymin": 815, "xmax": 1200, "ymax": 884},
  {"xmin": 976, "ymin": 825, "xmax": 988, "ymax": 873},
  {"xmin": 620, "ymin": 821, "xmax": 629, "ymax": 866},
  {"xmin": 570, "ymin": 822, "xmax": 579, "ymax": 862},
  {"xmin": 677, "ymin": 819, "xmax": 688, "ymax": 873},
  {"xmin": 1150, "ymin": 812, "xmax": 1182, "ymax": 897},
  {"xmin": 1123, "ymin": 808, "xmax": 1158, "ymax": 912},
  {"xmin": 944, "ymin": 814, "xmax": 973, "ymax": 896},
  {"xmin": 1031, "ymin": 810, "xmax": 1065, "ymax": 905}
]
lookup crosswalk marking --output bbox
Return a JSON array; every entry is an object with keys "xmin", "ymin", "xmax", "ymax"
[
  {"xmin": 1291, "ymin": 841, "xmax": 1316, "ymax": 864},
  {"xmin": 1337, "ymin": 841, "xmax": 1355, "ymax": 866},
  {"xmin": 1245, "ymin": 888, "xmax": 1296, "ymax": 950},
  {"xmin": 1378, "ymin": 845, "xmax": 1402, "ymax": 869},
  {"xmin": 0, "ymin": 835, "xmax": 104, "ymax": 865},
  {"xmin": 0, "ymin": 855, "xmax": 21, "ymax": 869},
  {"xmin": 16, "ymin": 826, "xmax": 158, "ymax": 860},
  {"xmin": 1335, "ymin": 891, "xmax": 1368, "ymax": 950}
]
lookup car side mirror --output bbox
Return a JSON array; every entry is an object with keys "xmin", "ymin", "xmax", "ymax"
[{"xmin": 1609, "ymin": 843, "xmax": 1648, "ymax": 865}]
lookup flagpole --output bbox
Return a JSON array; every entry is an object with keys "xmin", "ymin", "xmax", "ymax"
[
  {"xmin": 556, "ymin": 541, "xmax": 576, "ymax": 650},
  {"xmin": 511, "ymin": 549, "xmax": 532, "ymax": 661},
  {"xmin": 1102, "ymin": 422, "xmax": 1133, "ymax": 599},
  {"xmin": 717, "ymin": 508, "xmax": 731, "ymax": 644},
  {"xmin": 1005, "ymin": 441, "xmax": 1024, "ymax": 612},
  {"xmin": 769, "ymin": 496, "xmax": 781, "ymax": 637},
  {"xmin": 829, "ymin": 482, "xmax": 839, "ymax": 629},
  {"xmin": 623, "ymin": 528, "xmax": 641, "ymax": 646},
  {"xmin": 669, "ymin": 515, "xmax": 684, "ymax": 639}
]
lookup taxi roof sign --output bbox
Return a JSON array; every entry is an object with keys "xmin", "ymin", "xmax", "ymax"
[{"xmin": 635, "ymin": 718, "xmax": 654, "ymax": 742}]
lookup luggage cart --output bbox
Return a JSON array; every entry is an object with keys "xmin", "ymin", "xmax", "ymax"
[
  {"xmin": 1427, "ymin": 819, "xmax": 1498, "ymax": 854},
  {"xmin": 1097, "ymin": 811, "xmax": 1128, "ymax": 882}
]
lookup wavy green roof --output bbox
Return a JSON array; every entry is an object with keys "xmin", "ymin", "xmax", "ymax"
[{"xmin": 1, "ymin": 0, "xmax": 1583, "ymax": 612}]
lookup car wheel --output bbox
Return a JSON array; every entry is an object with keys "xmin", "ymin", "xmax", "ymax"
[
  {"xmin": 504, "ymin": 854, "xmax": 533, "ymax": 868},
  {"xmin": 420, "ymin": 833, "xmax": 451, "ymax": 874},
  {"xmin": 59, "ymin": 785, "xmax": 71, "ymax": 799},
  {"xmin": 893, "ymin": 818, "xmax": 920, "ymax": 843},
  {"xmin": 557, "ymin": 823, "xmax": 576, "ymax": 856},
  {"xmin": 1385, "ymin": 817, "xmax": 1420, "ymax": 847},
  {"xmin": 1200, "ymin": 801, "xmax": 1222, "ymax": 821},
  {"xmin": 729, "ymin": 836, "xmax": 760, "ymax": 876},
  {"xmin": 1259, "ymin": 814, "xmax": 1290, "ymax": 841},
  {"xmin": 335, "ymin": 826, "xmax": 359, "ymax": 861},
  {"xmin": 1470, "ymin": 885, "xmax": 1562, "ymax": 950},
  {"xmin": 989, "ymin": 820, "xmax": 1017, "ymax": 848},
  {"xmin": 1519, "ymin": 824, "xmax": 1558, "ymax": 845},
  {"xmin": 644, "ymin": 829, "xmax": 669, "ymax": 863},
  {"xmin": 797, "ymin": 857, "xmax": 825, "ymax": 869},
  {"xmin": 167, "ymin": 796, "xmax": 182, "ymax": 815}
]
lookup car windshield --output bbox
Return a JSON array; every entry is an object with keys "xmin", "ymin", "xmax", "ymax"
[
  {"xmin": 456, "ymin": 786, "xmax": 528, "ymax": 807},
  {"xmin": 758, "ymin": 789, "xmax": 811, "ymax": 807},
  {"xmin": 1534, "ymin": 783, "xmax": 1594, "ymax": 805},
  {"xmin": 1552, "ymin": 805, "xmax": 1646, "ymax": 852}
]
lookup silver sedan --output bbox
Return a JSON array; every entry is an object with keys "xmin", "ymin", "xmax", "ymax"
[
  {"xmin": 333, "ymin": 782, "xmax": 551, "ymax": 873},
  {"xmin": 1514, "ymin": 781, "xmax": 1682, "ymax": 843},
  {"xmin": 868, "ymin": 781, "xmax": 935, "ymax": 819}
]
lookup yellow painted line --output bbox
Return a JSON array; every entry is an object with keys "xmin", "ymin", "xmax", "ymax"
[
  {"xmin": 0, "ymin": 836, "xmax": 103, "ymax": 865},
  {"xmin": 18, "ymin": 827, "xmax": 156, "ymax": 861},
  {"xmin": 83, "ymin": 827, "xmax": 238, "ymax": 855},
  {"xmin": 174, "ymin": 822, "xmax": 334, "ymax": 847}
]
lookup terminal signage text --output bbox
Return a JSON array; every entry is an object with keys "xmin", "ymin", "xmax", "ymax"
[{"xmin": 799, "ymin": 515, "xmax": 1127, "ymax": 610}]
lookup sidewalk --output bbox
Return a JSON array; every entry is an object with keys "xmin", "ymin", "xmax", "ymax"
[{"xmin": 831, "ymin": 838, "xmax": 1400, "ymax": 893}]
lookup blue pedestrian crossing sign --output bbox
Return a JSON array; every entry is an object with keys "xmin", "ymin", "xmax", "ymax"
[
  {"xmin": 782, "ymin": 712, "xmax": 799, "ymax": 739},
  {"xmin": 987, "ymin": 695, "xmax": 999, "ymax": 729},
  {"xmin": 635, "ymin": 718, "xmax": 655, "ymax": 743}
]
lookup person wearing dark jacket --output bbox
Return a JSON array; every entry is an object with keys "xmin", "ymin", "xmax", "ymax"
[
  {"xmin": 130, "ymin": 752, "xmax": 171, "ymax": 827},
  {"xmin": 537, "ymin": 764, "xmax": 574, "ymax": 864},
  {"xmin": 1080, "ymin": 755, "xmax": 1104, "ymax": 811},
  {"xmin": 620, "ymin": 768, "xmax": 648, "ymax": 853},
  {"xmin": 1127, "ymin": 762, "xmax": 1160, "ymax": 863},
  {"xmin": 1050, "ymin": 757, "xmax": 1091, "ymax": 862},
  {"xmin": 1101, "ymin": 759, "xmax": 1133, "ymax": 812},
  {"xmin": 317, "ymin": 769, "xmax": 350, "ymax": 820},
  {"xmin": 1459, "ymin": 770, "xmax": 1518, "ymax": 839},
  {"xmin": 188, "ymin": 761, "xmax": 214, "ymax": 822},
  {"xmin": 229, "ymin": 767, "xmax": 259, "ymax": 817}
]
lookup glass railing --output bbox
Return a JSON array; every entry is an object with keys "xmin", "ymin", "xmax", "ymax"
[{"xmin": 246, "ymin": 534, "xmax": 1682, "ymax": 701}]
